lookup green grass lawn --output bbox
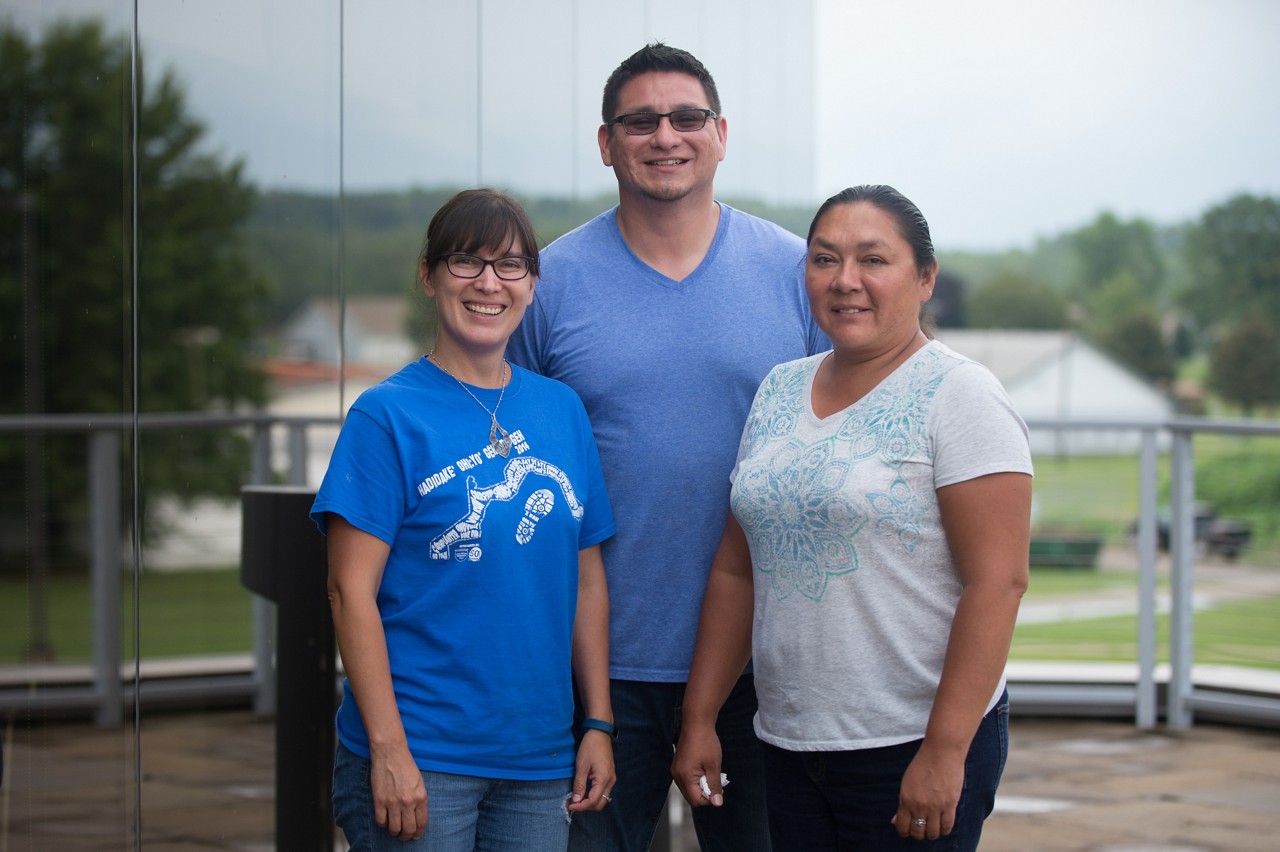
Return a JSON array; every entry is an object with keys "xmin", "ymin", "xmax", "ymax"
[
  {"xmin": 0, "ymin": 567, "xmax": 253, "ymax": 664},
  {"xmin": 1025, "ymin": 566, "xmax": 1150, "ymax": 596},
  {"xmin": 1030, "ymin": 436, "xmax": 1280, "ymax": 563},
  {"xmin": 2, "ymin": 564, "xmax": 1276, "ymax": 672},
  {"xmin": 1012, "ymin": 594, "xmax": 1280, "ymax": 670}
]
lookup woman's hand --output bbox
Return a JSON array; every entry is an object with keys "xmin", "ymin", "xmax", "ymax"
[
  {"xmin": 671, "ymin": 724, "xmax": 725, "ymax": 808},
  {"xmin": 672, "ymin": 514, "xmax": 754, "ymax": 810},
  {"xmin": 369, "ymin": 742, "xmax": 428, "ymax": 841},
  {"xmin": 891, "ymin": 745, "xmax": 964, "ymax": 841},
  {"xmin": 890, "ymin": 470, "xmax": 1030, "ymax": 840},
  {"xmin": 327, "ymin": 515, "xmax": 425, "ymax": 840},
  {"xmin": 569, "ymin": 544, "xmax": 614, "ymax": 813},
  {"xmin": 568, "ymin": 729, "xmax": 616, "ymax": 812}
]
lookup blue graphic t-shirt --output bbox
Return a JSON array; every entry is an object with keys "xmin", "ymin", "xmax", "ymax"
[{"xmin": 311, "ymin": 357, "xmax": 615, "ymax": 779}]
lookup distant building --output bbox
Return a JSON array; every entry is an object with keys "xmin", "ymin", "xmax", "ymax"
[
  {"xmin": 935, "ymin": 330, "xmax": 1174, "ymax": 455},
  {"xmin": 279, "ymin": 296, "xmax": 417, "ymax": 369}
]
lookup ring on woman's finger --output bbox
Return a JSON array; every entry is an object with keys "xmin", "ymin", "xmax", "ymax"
[
  {"xmin": 912, "ymin": 818, "xmax": 927, "ymax": 827},
  {"xmin": 601, "ymin": 794, "xmax": 611, "ymax": 803}
]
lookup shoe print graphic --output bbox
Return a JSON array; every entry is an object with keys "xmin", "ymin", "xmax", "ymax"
[{"xmin": 430, "ymin": 456, "xmax": 583, "ymax": 561}]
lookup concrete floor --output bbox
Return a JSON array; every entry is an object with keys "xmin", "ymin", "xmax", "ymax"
[{"xmin": 3, "ymin": 710, "xmax": 1278, "ymax": 851}]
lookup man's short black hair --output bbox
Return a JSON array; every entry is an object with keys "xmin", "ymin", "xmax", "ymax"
[{"xmin": 601, "ymin": 42, "xmax": 721, "ymax": 124}]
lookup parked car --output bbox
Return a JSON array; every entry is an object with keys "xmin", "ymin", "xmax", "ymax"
[{"xmin": 1133, "ymin": 503, "xmax": 1252, "ymax": 560}]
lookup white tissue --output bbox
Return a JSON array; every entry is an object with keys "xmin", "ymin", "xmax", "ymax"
[{"xmin": 698, "ymin": 772, "xmax": 730, "ymax": 799}]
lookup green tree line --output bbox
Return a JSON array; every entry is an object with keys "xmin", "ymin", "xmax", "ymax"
[{"xmin": 251, "ymin": 187, "xmax": 1280, "ymax": 416}]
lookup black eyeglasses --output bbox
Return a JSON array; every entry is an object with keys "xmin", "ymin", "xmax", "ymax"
[
  {"xmin": 441, "ymin": 252, "xmax": 533, "ymax": 281},
  {"xmin": 607, "ymin": 108, "xmax": 717, "ymax": 136}
]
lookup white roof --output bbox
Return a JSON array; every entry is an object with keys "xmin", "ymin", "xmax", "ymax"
[{"xmin": 934, "ymin": 330, "xmax": 1173, "ymax": 452}]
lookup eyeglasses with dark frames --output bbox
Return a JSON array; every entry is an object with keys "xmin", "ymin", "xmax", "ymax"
[
  {"xmin": 441, "ymin": 252, "xmax": 533, "ymax": 281},
  {"xmin": 607, "ymin": 108, "xmax": 718, "ymax": 136}
]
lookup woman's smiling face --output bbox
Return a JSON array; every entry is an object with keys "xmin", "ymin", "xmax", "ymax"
[
  {"xmin": 422, "ymin": 239, "xmax": 535, "ymax": 362},
  {"xmin": 805, "ymin": 201, "xmax": 936, "ymax": 362}
]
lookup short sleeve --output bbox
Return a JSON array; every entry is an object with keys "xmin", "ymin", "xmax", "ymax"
[
  {"xmin": 930, "ymin": 363, "xmax": 1034, "ymax": 489},
  {"xmin": 310, "ymin": 407, "xmax": 407, "ymax": 544}
]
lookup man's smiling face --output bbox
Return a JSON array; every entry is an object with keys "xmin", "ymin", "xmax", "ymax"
[{"xmin": 598, "ymin": 71, "xmax": 727, "ymax": 204}]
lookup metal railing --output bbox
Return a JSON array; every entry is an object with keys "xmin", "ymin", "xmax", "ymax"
[
  {"xmin": 0, "ymin": 411, "xmax": 339, "ymax": 726},
  {"xmin": 1, "ymin": 412, "xmax": 1278, "ymax": 730}
]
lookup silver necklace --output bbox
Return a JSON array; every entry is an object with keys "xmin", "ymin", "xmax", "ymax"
[{"xmin": 428, "ymin": 352, "xmax": 513, "ymax": 457}]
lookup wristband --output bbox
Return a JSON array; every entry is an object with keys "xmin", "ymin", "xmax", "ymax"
[{"xmin": 580, "ymin": 717, "xmax": 618, "ymax": 741}]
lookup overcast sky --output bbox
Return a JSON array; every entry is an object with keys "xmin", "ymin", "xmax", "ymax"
[
  {"xmin": 6, "ymin": 0, "xmax": 1279, "ymax": 251},
  {"xmin": 818, "ymin": 0, "xmax": 1280, "ymax": 250}
]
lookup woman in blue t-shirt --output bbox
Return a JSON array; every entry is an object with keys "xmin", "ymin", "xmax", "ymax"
[{"xmin": 312, "ymin": 189, "xmax": 617, "ymax": 851}]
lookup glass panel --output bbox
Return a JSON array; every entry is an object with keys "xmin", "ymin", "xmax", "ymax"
[
  {"xmin": 130, "ymin": 1, "xmax": 343, "ymax": 847},
  {"xmin": 1014, "ymin": 434, "xmax": 1151, "ymax": 665},
  {"xmin": 1013, "ymin": 427, "xmax": 1280, "ymax": 680},
  {"xmin": 1189, "ymin": 431, "xmax": 1280, "ymax": 677},
  {"xmin": 1, "ymin": 1, "xmax": 139, "ymax": 847}
]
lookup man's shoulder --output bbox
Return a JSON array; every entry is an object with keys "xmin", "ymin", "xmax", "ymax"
[
  {"xmin": 720, "ymin": 202, "xmax": 805, "ymax": 248},
  {"xmin": 535, "ymin": 208, "xmax": 625, "ymax": 300},
  {"xmin": 543, "ymin": 207, "xmax": 618, "ymax": 258}
]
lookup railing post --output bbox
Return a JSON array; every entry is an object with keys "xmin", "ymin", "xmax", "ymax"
[
  {"xmin": 286, "ymin": 421, "xmax": 308, "ymax": 486},
  {"xmin": 249, "ymin": 420, "xmax": 277, "ymax": 716},
  {"xmin": 250, "ymin": 419, "xmax": 272, "ymax": 484},
  {"xmin": 1135, "ymin": 428, "xmax": 1159, "ymax": 728},
  {"xmin": 1167, "ymin": 430, "xmax": 1196, "ymax": 729},
  {"xmin": 90, "ymin": 429, "xmax": 123, "ymax": 727}
]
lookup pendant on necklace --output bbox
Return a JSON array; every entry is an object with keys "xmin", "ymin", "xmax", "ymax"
[{"xmin": 490, "ymin": 421, "xmax": 512, "ymax": 457}]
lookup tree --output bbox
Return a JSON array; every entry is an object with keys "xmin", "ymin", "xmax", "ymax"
[
  {"xmin": 966, "ymin": 272, "xmax": 1069, "ymax": 330},
  {"xmin": 1095, "ymin": 311, "xmax": 1175, "ymax": 387},
  {"xmin": 1071, "ymin": 211, "xmax": 1165, "ymax": 296},
  {"xmin": 1, "ymin": 21, "xmax": 267, "ymax": 569},
  {"xmin": 1208, "ymin": 318, "xmax": 1280, "ymax": 415},
  {"xmin": 1079, "ymin": 269, "xmax": 1173, "ymax": 384},
  {"xmin": 1182, "ymin": 194, "xmax": 1280, "ymax": 333}
]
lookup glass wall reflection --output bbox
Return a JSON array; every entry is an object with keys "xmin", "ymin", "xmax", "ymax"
[
  {"xmin": 0, "ymin": 0, "xmax": 817, "ymax": 846},
  {"xmin": 2, "ymin": 1, "xmax": 139, "ymax": 847}
]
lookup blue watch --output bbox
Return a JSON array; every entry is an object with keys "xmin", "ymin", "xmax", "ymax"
[{"xmin": 580, "ymin": 717, "xmax": 618, "ymax": 741}]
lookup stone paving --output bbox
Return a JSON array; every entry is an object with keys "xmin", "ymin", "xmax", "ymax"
[{"xmin": 3, "ymin": 710, "xmax": 1279, "ymax": 851}]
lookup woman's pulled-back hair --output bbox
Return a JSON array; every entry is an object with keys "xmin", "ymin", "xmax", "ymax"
[
  {"xmin": 419, "ymin": 188, "xmax": 540, "ymax": 278},
  {"xmin": 807, "ymin": 185, "xmax": 935, "ymax": 274}
]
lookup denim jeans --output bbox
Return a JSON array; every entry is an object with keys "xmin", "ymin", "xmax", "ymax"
[
  {"xmin": 332, "ymin": 742, "xmax": 572, "ymax": 852},
  {"xmin": 569, "ymin": 675, "xmax": 771, "ymax": 852},
  {"xmin": 762, "ymin": 692, "xmax": 1009, "ymax": 852}
]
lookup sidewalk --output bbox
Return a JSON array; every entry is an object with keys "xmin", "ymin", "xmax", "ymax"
[{"xmin": 3, "ymin": 710, "xmax": 1278, "ymax": 851}]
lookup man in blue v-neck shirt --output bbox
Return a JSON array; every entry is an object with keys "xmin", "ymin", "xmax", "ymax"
[{"xmin": 508, "ymin": 42, "xmax": 828, "ymax": 852}]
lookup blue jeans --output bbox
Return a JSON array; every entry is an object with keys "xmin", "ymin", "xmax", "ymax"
[
  {"xmin": 332, "ymin": 742, "xmax": 572, "ymax": 851},
  {"xmin": 761, "ymin": 692, "xmax": 1009, "ymax": 852},
  {"xmin": 569, "ymin": 675, "xmax": 771, "ymax": 852}
]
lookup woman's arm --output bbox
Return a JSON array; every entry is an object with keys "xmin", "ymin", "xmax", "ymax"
[
  {"xmin": 326, "ymin": 514, "xmax": 427, "ymax": 841},
  {"xmin": 893, "ymin": 471, "xmax": 1032, "ymax": 839},
  {"xmin": 671, "ymin": 513, "xmax": 756, "ymax": 808},
  {"xmin": 569, "ymin": 544, "xmax": 615, "ymax": 812}
]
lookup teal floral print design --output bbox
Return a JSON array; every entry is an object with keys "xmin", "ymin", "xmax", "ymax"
[
  {"xmin": 740, "ymin": 363, "xmax": 811, "ymax": 458},
  {"xmin": 737, "ymin": 350, "xmax": 963, "ymax": 603},
  {"xmin": 732, "ymin": 437, "xmax": 864, "ymax": 601},
  {"xmin": 834, "ymin": 356, "xmax": 942, "ymax": 467},
  {"xmin": 867, "ymin": 474, "xmax": 930, "ymax": 554}
]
